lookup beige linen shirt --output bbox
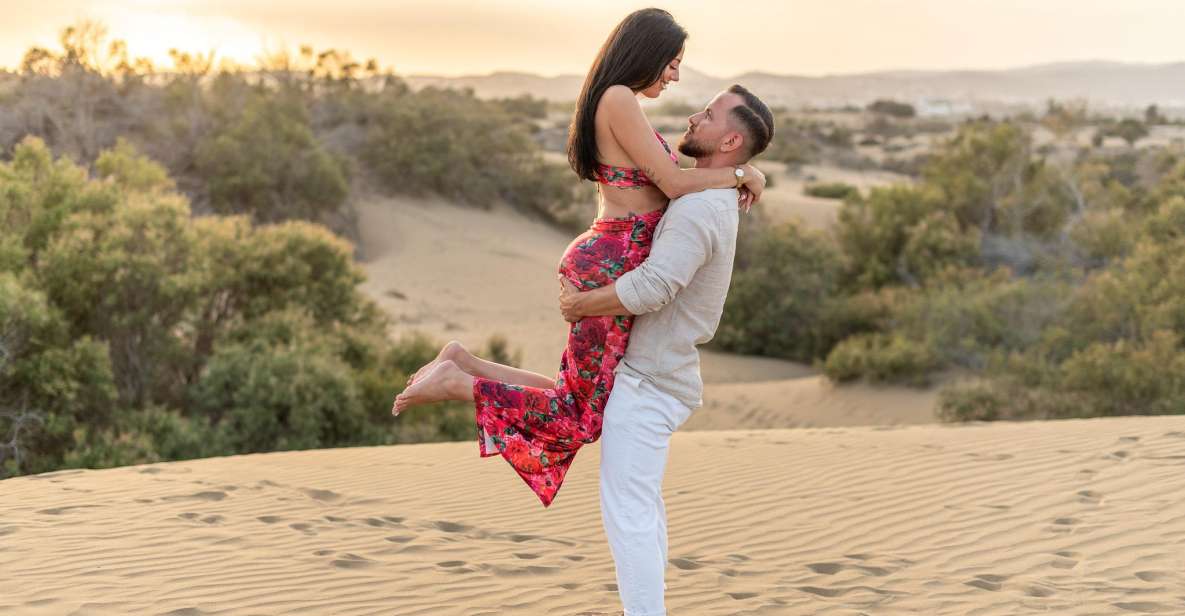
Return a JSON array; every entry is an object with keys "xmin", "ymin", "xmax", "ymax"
[{"xmin": 613, "ymin": 187, "xmax": 740, "ymax": 410}]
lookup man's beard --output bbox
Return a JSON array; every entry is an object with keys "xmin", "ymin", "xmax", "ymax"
[{"xmin": 677, "ymin": 132, "xmax": 713, "ymax": 158}]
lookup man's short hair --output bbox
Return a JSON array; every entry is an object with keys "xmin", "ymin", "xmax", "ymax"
[{"xmin": 726, "ymin": 84, "xmax": 774, "ymax": 160}]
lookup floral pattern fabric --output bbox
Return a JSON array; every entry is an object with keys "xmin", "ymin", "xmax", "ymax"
[
  {"xmin": 472, "ymin": 208, "xmax": 665, "ymax": 507},
  {"xmin": 594, "ymin": 130, "xmax": 679, "ymax": 188}
]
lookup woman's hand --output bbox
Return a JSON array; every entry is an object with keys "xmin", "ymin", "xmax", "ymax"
[
  {"xmin": 738, "ymin": 186, "xmax": 754, "ymax": 213},
  {"xmin": 738, "ymin": 164, "xmax": 765, "ymax": 212}
]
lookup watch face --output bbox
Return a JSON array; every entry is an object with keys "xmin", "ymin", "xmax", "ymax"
[{"xmin": 735, "ymin": 168, "xmax": 744, "ymax": 177}]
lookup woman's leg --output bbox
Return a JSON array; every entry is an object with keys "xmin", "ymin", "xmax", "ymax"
[{"xmin": 410, "ymin": 340, "xmax": 554, "ymax": 390}]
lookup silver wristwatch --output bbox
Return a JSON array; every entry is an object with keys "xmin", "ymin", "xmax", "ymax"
[{"xmin": 733, "ymin": 165, "xmax": 745, "ymax": 188}]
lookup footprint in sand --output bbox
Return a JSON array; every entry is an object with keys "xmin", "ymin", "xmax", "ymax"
[
  {"xmin": 481, "ymin": 562, "xmax": 564, "ymax": 576},
  {"xmin": 1077, "ymin": 490, "xmax": 1104, "ymax": 504},
  {"xmin": 965, "ymin": 573, "xmax": 1010, "ymax": 591},
  {"xmin": 385, "ymin": 535, "xmax": 415, "ymax": 543},
  {"xmin": 289, "ymin": 522, "xmax": 316, "ymax": 534},
  {"xmin": 1024, "ymin": 584, "xmax": 1056, "ymax": 597},
  {"xmin": 1050, "ymin": 516, "xmax": 1080, "ymax": 533},
  {"xmin": 964, "ymin": 452, "xmax": 1014, "ymax": 461},
  {"xmin": 807, "ymin": 562, "xmax": 843, "ymax": 575},
  {"xmin": 36, "ymin": 505, "xmax": 103, "ymax": 515},
  {"xmin": 301, "ymin": 488, "xmax": 341, "ymax": 502},
  {"xmin": 1113, "ymin": 601, "xmax": 1174, "ymax": 613},
  {"xmin": 330, "ymin": 553, "xmax": 377, "ymax": 569},
  {"xmin": 1051, "ymin": 550, "xmax": 1079, "ymax": 569},
  {"xmin": 727, "ymin": 591, "xmax": 760, "ymax": 600},
  {"xmin": 669, "ymin": 557, "xmax": 705, "ymax": 570},
  {"xmin": 433, "ymin": 520, "xmax": 471, "ymax": 533},
  {"xmin": 1134, "ymin": 570, "xmax": 1171, "ymax": 582},
  {"xmin": 178, "ymin": 513, "xmax": 224, "ymax": 524},
  {"xmin": 159, "ymin": 608, "xmax": 211, "ymax": 616},
  {"xmin": 796, "ymin": 585, "xmax": 901, "ymax": 598},
  {"xmin": 162, "ymin": 491, "xmax": 227, "ymax": 502},
  {"xmin": 807, "ymin": 562, "xmax": 893, "ymax": 577}
]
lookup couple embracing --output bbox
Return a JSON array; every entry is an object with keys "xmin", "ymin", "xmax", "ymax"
[{"xmin": 391, "ymin": 8, "xmax": 774, "ymax": 615}]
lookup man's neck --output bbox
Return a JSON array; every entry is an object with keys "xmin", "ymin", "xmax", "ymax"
[{"xmin": 693, "ymin": 154, "xmax": 740, "ymax": 171}]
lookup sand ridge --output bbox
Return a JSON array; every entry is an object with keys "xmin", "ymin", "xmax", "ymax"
[{"xmin": 3, "ymin": 416, "xmax": 1184, "ymax": 614}]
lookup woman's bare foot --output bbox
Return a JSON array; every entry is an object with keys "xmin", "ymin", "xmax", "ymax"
[
  {"xmin": 392, "ymin": 359, "xmax": 473, "ymax": 416},
  {"xmin": 407, "ymin": 340, "xmax": 471, "ymax": 386}
]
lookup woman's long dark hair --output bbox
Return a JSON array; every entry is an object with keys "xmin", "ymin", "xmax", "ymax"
[{"xmin": 566, "ymin": 8, "xmax": 687, "ymax": 181}]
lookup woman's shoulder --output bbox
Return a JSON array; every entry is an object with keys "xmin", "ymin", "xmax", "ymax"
[{"xmin": 598, "ymin": 85, "xmax": 639, "ymax": 114}]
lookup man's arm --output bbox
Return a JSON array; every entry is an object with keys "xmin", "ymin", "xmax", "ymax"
[{"xmin": 559, "ymin": 198, "xmax": 719, "ymax": 320}]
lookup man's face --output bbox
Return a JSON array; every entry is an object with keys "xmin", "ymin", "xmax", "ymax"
[{"xmin": 677, "ymin": 91, "xmax": 744, "ymax": 159}]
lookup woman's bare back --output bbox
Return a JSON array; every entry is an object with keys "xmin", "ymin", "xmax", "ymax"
[{"xmin": 592, "ymin": 99, "xmax": 672, "ymax": 219}]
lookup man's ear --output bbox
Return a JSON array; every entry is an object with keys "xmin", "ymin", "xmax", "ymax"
[{"xmin": 720, "ymin": 131, "xmax": 744, "ymax": 154}]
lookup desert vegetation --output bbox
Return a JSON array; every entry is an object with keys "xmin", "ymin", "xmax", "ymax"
[
  {"xmin": 0, "ymin": 21, "xmax": 585, "ymax": 235},
  {"xmin": 0, "ymin": 22, "xmax": 544, "ymax": 478},
  {"xmin": 717, "ymin": 114, "xmax": 1185, "ymax": 421}
]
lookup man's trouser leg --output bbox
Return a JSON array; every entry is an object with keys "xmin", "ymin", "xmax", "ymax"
[{"xmin": 599, "ymin": 372, "xmax": 693, "ymax": 616}]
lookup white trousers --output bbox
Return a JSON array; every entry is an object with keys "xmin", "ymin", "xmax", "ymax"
[{"xmin": 599, "ymin": 371, "xmax": 695, "ymax": 616}]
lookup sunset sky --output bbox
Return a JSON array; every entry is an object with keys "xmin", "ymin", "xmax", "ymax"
[{"xmin": 2, "ymin": 0, "xmax": 1183, "ymax": 78}]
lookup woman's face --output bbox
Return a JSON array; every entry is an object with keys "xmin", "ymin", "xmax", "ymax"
[{"xmin": 640, "ymin": 46, "xmax": 684, "ymax": 99}]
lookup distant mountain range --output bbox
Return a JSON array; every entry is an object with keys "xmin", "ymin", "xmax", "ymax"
[{"xmin": 404, "ymin": 61, "xmax": 1185, "ymax": 113}]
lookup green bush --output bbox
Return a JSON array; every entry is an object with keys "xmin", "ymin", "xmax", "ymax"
[
  {"xmin": 360, "ymin": 86, "xmax": 578, "ymax": 218},
  {"xmin": 0, "ymin": 271, "xmax": 120, "ymax": 476},
  {"xmin": 835, "ymin": 184, "xmax": 980, "ymax": 288},
  {"xmin": 714, "ymin": 220, "xmax": 879, "ymax": 361},
  {"xmin": 867, "ymin": 99, "xmax": 916, "ymax": 118},
  {"xmin": 823, "ymin": 332, "xmax": 939, "ymax": 386},
  {"xmin": 188, "ymin": 307, "xmax": 378, "ymax": 452},
  {"xmin": 0, "ymin": 137, "xmax": 521, "ymax": 477},
  {"xmin": 196, "ymin": 94, "xmax": 349, "ymax": 223},
  {"xmin": 804, "ymin": 182, "xmax": 858, "ymax": 199}
]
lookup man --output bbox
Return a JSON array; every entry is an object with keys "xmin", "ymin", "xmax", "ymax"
[{"xmin": 559, "ymin": 84, "xmax": 775, "ymax": 616}]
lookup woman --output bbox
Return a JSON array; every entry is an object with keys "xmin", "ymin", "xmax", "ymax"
[{"xmin": 390, "ymin": 8, "xmax": 765, "ymax": 507}]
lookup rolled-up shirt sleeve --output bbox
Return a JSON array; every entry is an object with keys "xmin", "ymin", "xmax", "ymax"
[{"xmin": 615, "ymin": 199, "xmax": 718, "ymax": 315}]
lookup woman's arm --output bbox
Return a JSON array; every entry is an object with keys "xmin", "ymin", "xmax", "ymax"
[{"xmin": 600, "ymin": 85, "xmax": 764, "ymax": 201}]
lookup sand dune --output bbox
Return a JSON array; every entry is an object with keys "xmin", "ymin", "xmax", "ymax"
[
  {"xmin": 354, "ymin": 195, "xmax": 938, "ymax": 430},
  {"xmin": 4, "ymin": 415, "xmax": 1183, "ymax": 614}
]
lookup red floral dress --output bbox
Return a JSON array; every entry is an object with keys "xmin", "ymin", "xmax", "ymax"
[{"xmin": 472, "ymin": 131, "xmax": 677, "ymax": 508}]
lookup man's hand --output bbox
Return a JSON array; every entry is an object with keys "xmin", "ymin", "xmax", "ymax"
[{"xmin": 558, "ymin": 276, "xmax": 582, "ymax": 322}]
